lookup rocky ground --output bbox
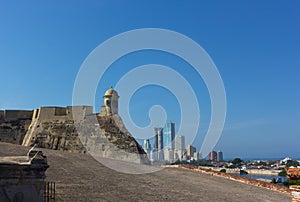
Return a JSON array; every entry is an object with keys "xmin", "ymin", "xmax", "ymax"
[{"xmin": 0, "ymin": 142, "xmax": 291, "ymax": 202}]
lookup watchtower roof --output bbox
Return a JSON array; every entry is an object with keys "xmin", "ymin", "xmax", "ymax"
[{"xmin": 104, "ymin": 87, "xmax": 119, "ymax": 97}]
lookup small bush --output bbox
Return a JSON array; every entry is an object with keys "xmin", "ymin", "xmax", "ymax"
[
  {"xmin": 271, "ymin": 178, "xmax": 276, "ymax": 184},
  {"xmin": 220, "ymin": 169, "xmax": 226, "ymax": 173},
  {"xmin": 278, "ymin": 169, "xmax": 287, "ymax": 177},
  {"xmin": 283, "ymin": 180, "xmax": 300, "ymax": 186}
]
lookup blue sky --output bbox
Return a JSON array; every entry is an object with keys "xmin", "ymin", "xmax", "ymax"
[{"xmin": 0, "ymin": 1, "xmax": 299, "ymax": 159}]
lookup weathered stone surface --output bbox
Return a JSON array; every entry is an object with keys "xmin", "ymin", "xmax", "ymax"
[
  {"xmin": 23, "ymin": 118, "xmax": 85, "ymax": 153},
  {"xmin": 76, "ymin": 114, "xmax": 149, "ymax": 164},
  {"xmin": 0, "ymin": 107, "xmax": 148, "ymax": 164},
  {"xmin": 290, "ymin": 185, "xmax": 300, "ymax": 202},
  {"xmin": 0, "ymin": 119, "xmax": 31, "ymax": 144},
  {"xmin": 0, "ymin": 147, "xmax": 48, "ymax": 202},
  {"xmin": 16, "ymin": 107, "xmax": 149, "ymax": 164}
]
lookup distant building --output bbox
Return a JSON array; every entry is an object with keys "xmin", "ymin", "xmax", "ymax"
[
  {"xmin": 163, "ymin": 122, "xmax": 175, "ymax": 150},
  {"xmin": 182, "ymin": 152, "xmax": 187, "ymax": 161},
  {"xmin": 193, "ymin": 152, "xmax": 203, "ymax": 161},
  {"xmin": 143, "ymin": 139, "xmax": 151, "ymax": 154},
  {"xmin": 217, "ymin": 150, "xmax": 223, "ymax": 161},
  {"xmin": 150, "ymin": 149, "xmax": 157, "ymax": 162},
  {"xmin": 175, "ymin": 135, "xmax": 185, "ymax": 160},
  {"xmin": 280, "ymin": 157, "xmax": 292, "ymax": 164},
  {"xmin": 154, "ymin": 127, "xmax": 164, "ymax": 161},
  {"xmin": 198, "ymin": 152, "xmax": 203, "ymax": 160},
  {"xmin": 193, "ymin": 152, "xmax": 198, "ymax": 161},
  {"xmin": 209, "ymin": 151, "xmax": 217, "ymax": 161},
  {"xmin": 154, "ymin": 127, "xmax": 163, "ymax": 150},
  {"xmin": 164, "ymin": 147, "xmax": 174, "ymax": 163},
  {"xmin": 187, "ymin": 145, "xmax": 196, "ymax": 160}
]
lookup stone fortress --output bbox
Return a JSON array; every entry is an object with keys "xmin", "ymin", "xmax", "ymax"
[
  {"xmin": 0, "ymin": 87, "xmax": 148, "ymax": 164},
  {"xmin": 0, "ymin": 110, "xmax": 33, "ymax": 144}
]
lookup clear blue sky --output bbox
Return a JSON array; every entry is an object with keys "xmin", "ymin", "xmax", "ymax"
[{"xmin": 0, "ymin": 1, "xmax": 299, "ymax": 159}]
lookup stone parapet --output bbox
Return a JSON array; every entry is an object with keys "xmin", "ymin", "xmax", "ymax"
[
  {"xmin": 176, "ymin": 165, "xmax": 290, "ymax": 194},
  {"xmin": 0, "ymin": 149, "xmax": 49, "ymax": 201},
  {"xmin": 290, "ymin": 186, "xmax": 300, "ymax": 202}
]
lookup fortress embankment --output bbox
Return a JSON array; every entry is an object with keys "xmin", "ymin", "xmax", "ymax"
[
  {"xmin": 0, "ymin": 87, "xmax": 148, "ymax": 164},
  {"xmin": 0, "ymin": 110, "xmax": 33, "ymax": 144}
]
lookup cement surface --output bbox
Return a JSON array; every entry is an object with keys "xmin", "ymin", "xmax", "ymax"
[{"xmin": 0, "ymin": 142, "xmax": 291, "ymax": 202}]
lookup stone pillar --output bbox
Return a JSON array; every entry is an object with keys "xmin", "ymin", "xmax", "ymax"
[{"xmin": 0, "ymin": 149, "xmax": 49, "ymax": 202}]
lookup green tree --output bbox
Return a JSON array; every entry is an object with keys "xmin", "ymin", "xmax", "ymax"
[
  {"xmin": 220, "ymin": 169, "xmax": 226, "ymax": 173},
  {"xmin": 232, "ymin": 158, "xmax": 243, "ymax": 165},
  {"xmin": 278, "ymin": 169, "xmax": 287, "ymax": 177}
]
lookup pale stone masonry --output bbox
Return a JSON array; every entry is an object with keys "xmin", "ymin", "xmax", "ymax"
[
  {"xmin": 0, "ymin": 147, "xmax": 49, "ymax": 201},
  {"xmin": 0, "ymin": 87, "xmax": 149, "ymax": 164},
  {"xmin": 290, "ymin": 186, "xmax": 300, "ymax": 202}
]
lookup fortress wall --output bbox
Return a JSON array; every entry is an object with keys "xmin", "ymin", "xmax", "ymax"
[
  {"xmin": 85, "ymin": 106, "xmax": 93, "ymax": 115},
  {"xmin": 0, "ymin": 120, "xmax": 32, "ymax": 144},
  {"xmin": 37, "ymin": 107, "xmax": 55, "ymax": 120},
  {"xmin": 55, "ymin": 107, "xmax": 67, "ymax": 116},
  {"xmin": 37, "ymin": 107, "xmax": 66, "ymax": 121},
  {"xmin": 32, "ymin": 109, "xmax": 39, "ymax": 120},
  {"xmin": 66, "ymin": 106, "xmax": 93, "ymax": 120},
  {"xmin": 4, "ymin": 110, "xmax": 33, "ymax": 121},
  {"xmin": 0, "ymin": 126, "xmax": 18, "ymax": 143},
  {"xmin": 0, "ymin": 110, "xmax": 4, "ymax": 120}
]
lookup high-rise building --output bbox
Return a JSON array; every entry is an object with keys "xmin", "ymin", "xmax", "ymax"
[
  {"xmin": 187, "ymin": 144, "xmax": 196, "ymax": 160},
  {"xmin": 198, "ymin": 152, "xmax": 203, "ymax": 160},
  {"xmin": 154, "ymin": 127, "xmax": 164, "ymax": 161},
  {"xmin": 163, "ymin": 147, "xmax": 174, "ymax": 163},
  {"xmin": 143, "ymin": 139, "xmax": 151, "ymax": 153},
  {"xmin": 154, "ymin": 127, "xmax": 163, "ymax": 150},
  {"xmin": 175, "ymin": 135, "xmax": 185, "ymax": 160},
  {"xmin": 163, "ymin": 122, "xmax": 175, "ymax": 150},
  {"xmin": 217, "ymin": 150, "xmax": 223, "ymax": 161},
  {"xmin": 193, "ymin": 152, "xmax": 203, "ymax": 161},
  {"xmin": 209, "ymin": 151, "xmax": 217, "ymax": 161},
  {"xmin": 150, "ymin": 149, "xmax": 157, "ymax": 162}
]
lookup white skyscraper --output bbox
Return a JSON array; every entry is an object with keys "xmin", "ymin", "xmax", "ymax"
[{"xmin": 175, "ymin": 135, "xmax": 185, "ymax": 161}]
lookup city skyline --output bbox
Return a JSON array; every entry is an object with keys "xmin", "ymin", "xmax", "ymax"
[
  {"xmin": 142, "ymin": 121, "xmax": 226, "ymax": 162},
  {"xmin": 0, "ymin": 1, "xmax": 299, "ymax": 159}
]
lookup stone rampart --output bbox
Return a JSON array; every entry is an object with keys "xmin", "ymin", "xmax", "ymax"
[
  {"xmin": 66, "ymin": 106, "xmax": 93, "ymax": 120},
  {"xmin": 4, "ymin": 110, "xmax": 33, "ymax": 121},
  {"xmin": 37, "ymin": 107, "xmax": 66, "ymax": 121},
  {"xmin": 2, "ymin": 105, "xmax": 149, "ymax": 164},
  {"xmin": 0, "ymin": 120, "xmax": 32, "ymax": 144},
  {"xmin": 22, "ymin": 105, "xmax": 93, "ymax": 148},
  {"xmin": 0, "ymin": 106, "xmax": 94, "ymax": 146},
  {"xmin": 0, "ymin": 149, "xmax": 49, "ymax": 201},
  {"xmin": 35, "ymin": 106, "xmax": 93, "ymax": 122}
]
